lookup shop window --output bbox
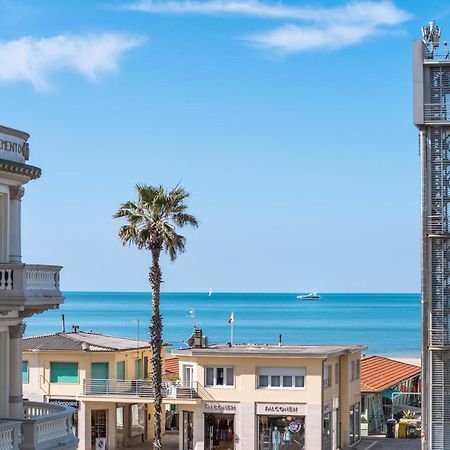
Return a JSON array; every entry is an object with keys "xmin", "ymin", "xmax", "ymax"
[
  {"xmin": 22, "ymin": 361, "xmax": 29, "ymax": 384},
  {"xmin": 257, "ymin": 368, "xmax": 306, "ymax": 390},
  {"xmin": 323, "ymin": 365, "xmax": 332, "ymax": 388},
  {"xmin": 258, "ymin": 415, "xmax": 305, "ymax": 450},
  {"xmin": 205, "ymin": 413, "xmax": 234, "ymax": 449},
  {"xmin": 323, "ymin": 411, "xmax": 332, "ymax": 450},
  {"xmin": 50, "ymin": 362, "xmax": 79, "ymax": 383},
  {"xmin": 205, "ymin": 367, "xmax": 234, "ymax": 387},
  {"xmin": 349, "ymin": 402, "xmax": 361, "ymax": 445}
]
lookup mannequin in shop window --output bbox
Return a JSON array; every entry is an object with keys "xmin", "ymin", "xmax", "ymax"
[
  {"xmin": 272, "ymin": 427, "xmax": 281, "ymax": 450},
  {"xmin": 282, "ymin": 429, "xmax": 292, "ymax": 447}
]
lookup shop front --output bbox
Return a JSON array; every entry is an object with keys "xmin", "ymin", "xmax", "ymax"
[
  {"xmin": 203, "ymin": 402, "xmax": 238, "ymax": 450},
  {"xmin": 256, "ymin": 403, "xmax": 306, "ymax": 450}
]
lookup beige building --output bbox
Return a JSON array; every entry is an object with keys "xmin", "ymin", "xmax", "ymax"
[
  {"xmin": 22, "ymin": 329, "xmax": 170, "ymax": 450},
  {"xmin": 0, "ymin": 124, "xmax": 76, "ymax": 450},
  {"xmin": 172, "ymin": 330, "xmax": 366, "ymax": 450}
]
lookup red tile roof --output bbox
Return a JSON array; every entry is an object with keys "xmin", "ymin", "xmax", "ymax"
[
  {"xmin": 165, "ymin": 357, "xmax": 179, "ymax": 377},
  {"xmin": 361, "ymin": 356, "xmax": 421, "ymax": 393}
]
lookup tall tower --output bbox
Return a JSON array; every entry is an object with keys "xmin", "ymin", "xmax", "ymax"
[{"xmin": 414, "ymin": 21, "xmax": 450, "ymax": 449}]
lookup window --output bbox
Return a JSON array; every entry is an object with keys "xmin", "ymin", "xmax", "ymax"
[
  {"xmin": 257, "ymin": 368, "xmax": 305, "ymax": 389},
  {"xmin": 204, "ymin": 367, "xmax": 234, "ymax": 387},
  {"xmin": 335, "ymin": 362, "xmax": 339, "ymax": 385},
  {"xmin": 117, "ymin": 361, "xmax": 125, "ymax": 380},
  {"xmin": 323, "ymin": 365, "xmax": 332, "ymax": 388},
  {"xmin": 349, "ymin": 360, "xmax": 360, "ymax": 382},
  {"xmin": 50, "ymin": 362, "xmax": 78, "ymax": 383},
  {"xmin": 22, "ymin": 361, "xmax": 29, "ymax": 384},
  {"xmin": 135, "ymin": 359, "xmax": 142, "ymax": 378}
]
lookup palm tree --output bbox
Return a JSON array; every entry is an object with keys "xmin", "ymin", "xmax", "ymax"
[{"xmin": 113, "ymin": 184, "xmax": 198, "ymax": 449}]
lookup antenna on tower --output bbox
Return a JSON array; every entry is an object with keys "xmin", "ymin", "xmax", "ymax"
[{"xmin": 422, "ymin": 20, "xmax": 441, "ymax": 56}]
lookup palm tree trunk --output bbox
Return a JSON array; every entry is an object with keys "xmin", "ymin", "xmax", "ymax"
[{"xmin": 150, "ymin": 245, "xmax": 163, "ymax": 450}]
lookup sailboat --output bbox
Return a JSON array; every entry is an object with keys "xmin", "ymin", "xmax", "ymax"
[{"xmin": 208, "ymin": 288, "xmax": 212, "ymax": 297}]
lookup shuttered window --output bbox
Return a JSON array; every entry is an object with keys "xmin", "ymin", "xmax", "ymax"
[
  {"xmin": 22, "ymin": 361, "xmax": 29, "ymax": 383},
  {"xmin": 117, "ymin": 361, "xmax": 125, "ymax": 380},
  {"xmin": 50, "ymin": 362, "xmax": 78, "ymax": 383}
]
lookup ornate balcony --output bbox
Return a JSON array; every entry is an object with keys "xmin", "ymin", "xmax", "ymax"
[
  {"xmin": 0, "ymin": 264, "xmax": 63, "ymax": 317},
  {"xmin": 0, "ymin": 402, "xmax": 77, "ymax": 450},
  {"xmin": 0, "ymin": 421, "xmax": 21, "ymax": 450}
]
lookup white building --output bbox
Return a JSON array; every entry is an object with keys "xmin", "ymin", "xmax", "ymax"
[{"xmin": 0, "ymin": 125, "xmax": 77, "ymax": 450}]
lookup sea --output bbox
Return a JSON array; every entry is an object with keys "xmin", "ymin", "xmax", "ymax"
[{"xmin": 23, "ymin": 292, "xmax": 420, "ymax": 357}]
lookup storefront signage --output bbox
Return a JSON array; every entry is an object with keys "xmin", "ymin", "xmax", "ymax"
[
  {"xmin": 203, "ymin": 402, "xmax": 238, "ymax": 414},
  {"xmin": 48, "ymin": 398, "xmax": 79, "ymax": 409},
  {"xmin": 256, "ymin": 403, "xmax": 306, "ymax": 416},
  {"xmin": 0, "ymin": 132, "xmax": 29, "ymax": 164}
]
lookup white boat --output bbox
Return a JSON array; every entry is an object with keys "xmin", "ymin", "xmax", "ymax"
[{"xmin": 297, "ymin": 292, "xmax": 320, "ymax": 300}]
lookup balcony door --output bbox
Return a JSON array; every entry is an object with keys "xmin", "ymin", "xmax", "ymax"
[
  {"xmin": 91, "ymin": 362, "xmax": 109, "ymax": 394},
  {"xmin": 183, "ymin": 365, "xmax": 194, "ymax": 388}
]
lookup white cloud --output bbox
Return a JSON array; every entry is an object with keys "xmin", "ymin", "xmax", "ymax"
[
  {"xmin": 122, "ymin": 0, "xmax": 411, "ymax": 53},
  {"xmin": 0, "ymin": 33, "xmax": 146, "ymax": 91}
]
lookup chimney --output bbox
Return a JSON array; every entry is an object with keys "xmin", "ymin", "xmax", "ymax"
[
  {"xmin": 61, "ymin": 314, "xmax": 66, "ymax": 333},
  {"xmin": 72, "ymin": 325, "xmax": 79, "ymax": 333},
  {"xmin": 193, "ymin": 328, "xmax": 203, "ymax": 348},
  {"xmin": 278, "ymin": 334, "xmax": 282, "ymax": 347}
]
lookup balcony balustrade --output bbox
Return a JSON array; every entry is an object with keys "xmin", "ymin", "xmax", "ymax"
[
  {"xmin": 0, "ymin": 421, "xmax": 21, "ymax": 450},
  {"xmin": 0, "ymin": 402, "xmax": 77, "ymax": 450},
  {"xmin": 82, "ymin": 378, "xmax": 204, "ymax": 400},
  {"xmin": 0, "ymin": 264, "xmax": 62, "ymax": 300},
  {"xmin": 21, "ymin": 401, "xmax": 77, "ymax": 450}
]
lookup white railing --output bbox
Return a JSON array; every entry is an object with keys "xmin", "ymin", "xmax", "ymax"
[
  {"xmin": 83, "ymin": 378, "xmax": 202, "ymax": 400},
  {"xmin": 21, "ymin": 402, "xmax": 77, "ymax": 450},
  {"xmin": 0, "ymin": 421, "xmax": 21, "ymax": 450},
  {"xmin": 428, "ymin": 215, "xmax": 448, "ymax": 234},
  {"xmin": 0, "ymin": 264, "xmax": 61, "ymax": 298}
]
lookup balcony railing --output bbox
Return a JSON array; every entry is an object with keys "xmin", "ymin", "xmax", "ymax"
[
  {"xmin": 21, "ymin": 401, "xmax": 77, "ymax": 450},
  {"xmin": 82, "ymin": 379, "xmax": 203, "ymax": 400},
  {"xmin": 0, "ymin": 264, "xmax": 62, "ymax": 298},
  {"xmin": 0, "ymin": 421, "xmax": 21, "ymax": 450},
  {"xmin": 424, "ymin": 103, "xmax": 450, "ymax": 122}
]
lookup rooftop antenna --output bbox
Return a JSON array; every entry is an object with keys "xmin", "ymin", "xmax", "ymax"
[
  {"xmin": 422, "ymin": 20, "xmax": 441, "ymax": 56},
  {"xmin": 61, "ymin": 314, "xmax": 65, "ymax": 333}
]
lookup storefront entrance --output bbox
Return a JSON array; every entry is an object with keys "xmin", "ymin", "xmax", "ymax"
[
  {"xmin": 204, "ymin": 414, "xmax": 234, "ymax": 450},
  {"xmin": 258, "ymin": 415, "xmax": 305, "ymax": 450}
]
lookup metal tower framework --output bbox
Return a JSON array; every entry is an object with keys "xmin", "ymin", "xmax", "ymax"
[{"xmin": 414, "ymin": 24, "xmax": 450, "ymax": 449}]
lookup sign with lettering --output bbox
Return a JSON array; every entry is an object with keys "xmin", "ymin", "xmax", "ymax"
[
  {"xmin": 0, "ymin": 132, "xmax": 29, "ymax": 163},
  {"xmin": 256, "ymin": 403, "xmax": 306, "ymax": 416},
  {"xmin": 203, "ymin": 402, "xmax": 238, "ymax": 414}
]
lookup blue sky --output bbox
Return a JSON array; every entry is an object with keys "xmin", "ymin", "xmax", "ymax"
[{"xmin": 1, "ymin": 0, "xmax": 445, "ymax": 292}]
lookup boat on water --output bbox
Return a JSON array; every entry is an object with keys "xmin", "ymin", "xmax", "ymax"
[{"xmin": 297, "ymin": 293, "xmax": 321, "ymax": 300}]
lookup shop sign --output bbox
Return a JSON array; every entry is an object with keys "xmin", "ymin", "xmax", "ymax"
[
  {"xmin": 323, "ymin": 400, "xmax": 332, "ymax": 414},
  {"xmin": 0, "ymin": 132, "xmax": 29, "ymax": 164},
  {"xmin": 203, "ymin": 402, "xmax": 238, "ymax": 414},
  {"xmin": 256, "ymin": 403, "xmax": 306, "ymax": 416},
  {"xmin": 48, "ymin": 398, "xmax": 79, "ymax": 409}
]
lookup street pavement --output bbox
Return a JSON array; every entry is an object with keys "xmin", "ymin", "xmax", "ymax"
[{"xmin": 353, "ymin": 436, "xmax": 421, "ymax": 450}]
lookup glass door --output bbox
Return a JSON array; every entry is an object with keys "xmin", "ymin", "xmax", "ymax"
[
  {"xmin": 183, "ymin": 411, "xmax": 194, "ymax": 450},
  {"xmin": 183, "ymin": 365, "xmax": 194, "ymax": 388}
]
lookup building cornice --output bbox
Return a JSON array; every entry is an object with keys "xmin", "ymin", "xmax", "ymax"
[
  {"xmin": 0, "ymin": 158, "xmax": 41, "ymax": 180},
  {"xmin": 0, "ymin": 125, "xmax": 29, "ymax": 141}
]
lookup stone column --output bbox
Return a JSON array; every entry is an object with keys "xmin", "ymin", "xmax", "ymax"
[
  {"xmin": 0, "ymin": 330, "xmax": 9, "ymax": 417},
  {"xmin": 9, "ymin": 323, "xmax": 26, "ymax": 418},
  {"xmin": 8, "ymin": 186, "xmax": 24, "ymax": 263},
  {"xmin": 78, "ymin": 401, "xmax": 91, "ymax": 450}
]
